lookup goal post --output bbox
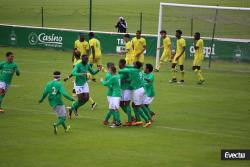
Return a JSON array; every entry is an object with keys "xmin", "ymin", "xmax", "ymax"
[{"xmin": 155, "ymin": 3, "xmax": 250, "ymax": 68}]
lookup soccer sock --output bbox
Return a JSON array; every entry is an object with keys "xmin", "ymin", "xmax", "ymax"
[
  {"xmin": 59, "ymin": 117, "xmax": 67, "ymax": 129},
  {"xmin": 88, "ymin": 97, "xmax": 95, "ymax": 105},
  {"xmin": 142, "ymin": 105, "xmax": 151, "ymax": 120},
  {"xmin": 198, "ymin": 70, "xmax": 204, "ymax": 81},
  {"xmin": 133, "ymin": 106, "xmax": 141, "ymax": 122},
  {"xmin": 70, "ymin": 100, "xmax": 86, "ymax": 111},
  {"xmin": 0, "ymin": 94, "xmax": 5, "ymax": 108},
  {"xmin": 104, "ymin": 110, "xmax": 112, "ymax": 122},
  {"xmin": 120, "ymin": 105, "xmax": 128, "ymax": 115},
  {"xmin": 145, "ymin": 105, "xmax": 153, "ymax": 115},
  {"xmin": 180, "ymin": 70, "xmax": 185, "ymax": 80},
  {"xmin": 171, "ymin": 68, "xmax": 176, "ymax": 79},
  {"xmin": 113, "ymin": 110, "xmax": 121, "ymax": 123},
  {"xmin": 125, "ymin": 105, "xmax": 132, "ymax": 122},
  {"xmin": 54, "ymin": 118, "xmax": 62, "ymax": 127},
  {"xmin": 138, "ymin": 107, "xmax": 149, "ymax": 122}
]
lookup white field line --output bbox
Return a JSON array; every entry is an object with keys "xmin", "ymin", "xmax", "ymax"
[{"xmin": 4, "ymin": 107, "xmax": 250, "ymax": 140}]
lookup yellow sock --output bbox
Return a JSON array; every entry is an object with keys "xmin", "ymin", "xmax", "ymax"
[
  {"xmin": 180, "ymin": 70, "xmax": 184, "ymax": 80},
  {"xmin": 198, "ymin": 70, "xmax": 204, "ymax": 81},
  {"xmin": 88, "ymin": 97, "xmax": 95, "ymax": 104},
  {"xmin": 171, "ymin": 68, "xmax": 176, "ymax": 79}
]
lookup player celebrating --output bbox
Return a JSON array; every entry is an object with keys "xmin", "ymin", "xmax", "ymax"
[
  {"xmin": 131, "ymin": 30, "xmax": 146, "ymax": 64},
  {"xmin": 155, "ymin": 30, "xmax": 172, "ymax": 72},
  {"xmin": 119, "ymin": 59, "xmax": 134, "ymax": 126},
  {"xmin": 0, "ymin": 52, "xmax": 20, "ymax": 112},
  {"xmin": 170, "ymin": 30, "xmax": 186, "ymax": 84},
  {"xmin": 119, "ymin": 61, "xmax": 151, "ymax": 128},
  {"xmin": 101, "ymin": 66, "xmax": 122, "ymax": 128},
  {"xmin": 39, "ymin": 71, "xmax": 74, "ymax": 134},
  {"xmin": 143, "ymin": 64, "xmax": 155, "ymax": 120},
  {"xmin": 68, "ymin": 55, "xmax": 101, "ymax": 118},
  {"xmin": 119, "ymin": 34, "xmax": 134, "ymax": 65},
  {"xmin": 193, "ymin": 32, "xmax": 205, "ymax": 84}
]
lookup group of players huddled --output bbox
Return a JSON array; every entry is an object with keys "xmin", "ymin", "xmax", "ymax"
[{"xmin": 0, "ymin": 29, "xmax": 205, "ymax": 134}]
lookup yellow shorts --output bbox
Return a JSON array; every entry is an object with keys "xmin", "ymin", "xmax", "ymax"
[
  {"xmin": 160, "ymin": 50, "xmax": 171, "ymax": 62},
  {"xmin": 173, "ymin": 54, "xmax": 185, "ymax": 65},
  {"xmin": 133, "ymin": 54, "xmax": 144, "ymax": 63},
  {"xmin": 125, "ymin": 56, "xmax": 134, "ymax": 65},
  {"xmin": 193, "ymin": 56, "xmax": 203, "ymax": 66},
  {"xmin": 89, "ymin": 55, "xmax": 102, "ymax": 65}
]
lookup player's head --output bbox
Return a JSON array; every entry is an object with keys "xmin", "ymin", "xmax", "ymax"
[
  {"xmin": 136, "ymin": 30, "xmax": 141, "ymax": 38},
  {"xmin": 81, "ymin": 54, "xmax": 89, "ymax": 64},
  {"xmin": 176, "ymin": 30, "xmax": 182, "ymax": 39},
  {"xmin": 134, "ymin": 61, "xmax": 143, "ymax": 69},
  {"xmin": 74, "ymin": 50, "xmax": 81, "ymax": 60},
  {"xmin": 89, "ymin": 32, "xmax": 94, "ymax": 38},
  {"xmin": 119, "ymin": 59, "xmax": 126, "ymax": 69},
  {"xmin": 106, "ymin": 62, "xmax": 115, "ymax": 72},
  {"xmin": 110, "ymin": 66, "xmax": 117, "ymax": 75},
  {"xmin": 144, "ymin": 63, "xmax": 153, "ymax": 73},
  {"xmin": 160, "ymin": 30, "xmax": 167, "ymax": 38},
  {"xmin": 119, "ymin": 16, "xmax": 124, "ymax": 21},
  {"xmin": 124, "ymin": 33, "xmax": 130, "ymax": 42},
  {"xmin": 79, "ymin": 33, "xmax": 85, "ymax": 42},
  {"xmin": 194, "ymin": 32, "xmax": 200, "ymax": 40},
  {"xmin": 53, "ymin": 71, "xmax": 61, "ymax": 80},
  {"xmin": 6, "ymin": 51, "xmax": 14, "ymax": 62}
]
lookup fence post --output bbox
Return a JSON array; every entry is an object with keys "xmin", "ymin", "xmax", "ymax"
[
  {"xmin": 41, "ymin": 7, "xmax": 44, "ymax": 27},
  {"xmin": 190, "ymin": 16, "xmax": 193, "ymax": 36},
  {"xmin": 89, "ymin": 0, "xmax": 92, "ymax": 31},
  {"xmin": 139, "ymin": 12, "xmax": 143, "ymax": 32}
]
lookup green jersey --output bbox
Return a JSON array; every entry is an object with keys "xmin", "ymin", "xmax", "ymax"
[
  {"xmin": 119, "ymin": 66, "xmax": 132, "ymax": 90},
  {"xmin": 143, "ymin": 72, "xmax": 155, "ymax": 97},
  {"xmin": 72, "ymin": 63, "xmax": 99, "ymax": 86},
  {"xmin": 0, "ymin": 61, "xmax": 20, "ymax": 85},
  {"xmin": 119, "ymin": 67, "xmax": 144, "ymax": 90},
  {"xmin": 39, "ymin": 80, "xmax": 74, "ymax": 107},
  {"xmin": 105, "ymin": 72, "xmax": 112, "ymax": 96},
  {"xmin": 102, "ymin": 74, "xmax": 121, "ymax": 97}
]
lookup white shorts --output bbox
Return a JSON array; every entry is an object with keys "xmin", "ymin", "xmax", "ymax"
[
  {"xmin": 143, "ymin": 96, "xmax": 154, "ymax": 105},
  {"xmin": 74, "ymin": 82, "xmax": 89, "ymax": 94},
  {"xmin": 0, "ymin": 81, "xmax": 8, "ymax": 91},
  {"xmin": 132, "ymin": 87, "xmax": 145, "ymax": 105},
  {"xmin": 109, "ymin": 97, "xmax": 120, "ymax": 110},
  {"xmin": 53, "ymin": 105, "xmax": 67, "ymax": 117},
  {"xmin": 107, "ymin": 96, "xmax": 111, "ymax": 103},
  {"xmin": 121, "ymin": 90, "xmax": 132, "ymax": 101}
]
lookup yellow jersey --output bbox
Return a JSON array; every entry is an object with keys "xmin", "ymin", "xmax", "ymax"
[
  {"xmin": 176, "ymin": 37, "xmax": 186, "ymax": 57},
  {"xmin": 74, "ymin": 40, "xmax": 89, "ymax": 56},
  {"xmin": 131, "ymin": 37, "xmax": 146, "ymax": 55},
  {"xmin": 89, "ymin": 38, "xmax": 102, "ymax": 57},
  {"xmin": 163, "ymin": 36, "xmax": 171, "ymax": 52},
  {"xmin": 194, "ymin": 39, "xmax": 204, "ymax": 59},
  {"xmin": 125, "ymin": 41, "xmax": 133, "ymax": 58}
]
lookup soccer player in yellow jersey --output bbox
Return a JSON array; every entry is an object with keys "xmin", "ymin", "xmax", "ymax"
[
  {"xmin": 170, "ymin": 30, "xmax": 186, "ymax": 84},
  {"xmin": 131, "ymin": 30, "xmax": 146, "ymax": 64},
  {"xmin": 193, "ymin": 32, "xmax": 205, "ymax": 85},
  {"xmin": 155, "ymin": 30, "xmax": 172, "ymax": 72},
  {"xmin": 118, "ymin": 34, "xmax": 134, "ymax": 65},
  {"xmin": 73, "ymin": 33, "xmax": 89, "ymax": 64},
  {"xmin": 89, "ymin": 32, "xmax": 102, "ymax": 67}
]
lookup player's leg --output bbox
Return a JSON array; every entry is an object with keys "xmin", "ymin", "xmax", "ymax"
[
  {"xmin": 110, "ymin": 97, "xmax": 122, "ymax": 128},
  {"xmin": 170, "ymin": 61, "xmax": 177, "ymax": 83},
  {"xmin": 177, "ymin": 64, "xmax": 184, "ymax": 83},
  {"xmin": 0, "ymin": 82, "xmax": 7, "ymax": 112},
  {"xmin": 142, "ymin": 96, "xmax": 154, "ymax": 121},
  {"xmin": 53, "ymin": 105, "xmax": 70, "ymax": 134},
  {"xmin": 197, "ymin": 66, "xmax": 205, "ymax": 84},
  {"xmin": 155, "ymin": 51, "xmax": 167, "ymax": 72}
]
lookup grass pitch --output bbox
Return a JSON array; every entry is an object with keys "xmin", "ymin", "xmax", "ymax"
[{"xmin": 0, "ymin": 47, "xmax": 249, "ymax": 167}]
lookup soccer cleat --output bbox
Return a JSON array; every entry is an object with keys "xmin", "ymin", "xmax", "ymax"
[
  {"xmin": 177, "ymin": 80, "xmax": 184, "ymax": 84},
  {"xmin": 0, "ymin": 108, "xmax": 4, "ymax": 113},
  {"xmin": 91, "ymin": 102, "xmax": 97, "ymax": 110},
  {"xmin": 92, "ymin": 78, "xmax": 96, "ymax": 82},
  {"xmin": 143, "ymin": 121, "xmax": 152, "ymax": 128},
  {"xmin": 123, "ymin": 122, "xmax": 132, "ymax": 126},
  {"xmin": 103, "ymin": 121, "xmax": 109, "ymax": 126},
  {"xmin": 132, "ymin": 121, "xmax": 143, "ymax": 126},
  {"xmin": 65, "ymin": 125, "xmax": 71, "ymax": 132},
  {"xmin": 197, "ymin": 80, "xmax": 205, "ymax": 85},
  {"xmin": 53, "ymin": 124, "xmax": 58, "ymax": 135},
  {"xmin": 154, "ymin": 69, "xmax": 160, "ymax": 72},
  {"xmin": 151, "ymin": 112, "xmax": 156, "ymax": 120},
  {"xmin": 169, "ymin": 78, "xmax": 177, "ymax": 83},
  {"xmin": 131, "ymin": 117, "xmax": 136, "ymax": 123},
  {"xmin": 68, "ymin": 109, "xmax": 73, "ymax": 119},
  {"xmin": 110, "ymin": 122, "xmax": 122, "ymax": 128}
]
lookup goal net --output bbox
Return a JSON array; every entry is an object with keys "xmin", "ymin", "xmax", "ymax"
[{"xmin": 156, "ymin": 3, "xmax": 250, "ymax": 67}]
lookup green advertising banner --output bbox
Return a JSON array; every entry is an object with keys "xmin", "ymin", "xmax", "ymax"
[{"xmin": 0, "ymin": 24, "xmax": 250, "ymax": 61}]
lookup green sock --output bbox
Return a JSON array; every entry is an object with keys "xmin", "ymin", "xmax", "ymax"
[
  {"xmin": 146, "ymin": 105, "xmax": 153, "ymax": 115},
  {"xmin": 138, "ymin": 107, "xmax": 149, "ymax": 122},
  {"xmin": 125, "ymin": 105, "xmax": 132, "ymax": 122},
  {"xmin": 120, "ymin": 105, "xmax": 127, "ymax": 115},
  {"xmin": 0, "ymin": 94, "xmax": 5, "ymax": 108},
  {"xmin": 70, "ymin": 100, "xmax": 86, "ymax": 111},
  {"xmin": 142, "ymin": 105, "xmax": 151, "ymax": 120},
  {"xmin": 59, "ymin": 117, "xmax": 67, "ymax": 129},
  {"xmin": 115, "ymin": 110, "xmax": 121, "ymax": 123},
  {"xmin": 133, "ymin": 106, "xmax": 141, "ymax": 121},
  {"xmin": 104, "ymin": 110, "xmax": 112, "ymax": 122}
]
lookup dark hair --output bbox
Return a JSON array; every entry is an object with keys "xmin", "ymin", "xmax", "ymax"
[
  {"xmin": 195, "ymin": 32, "xmax": 201, "ymax": 37},
  {"xmin": 82, "ymin": 54, "xmax": 88, "ymax": 58},
  {"xmin": 145, "ymin": 64, "xmax": 153, "ymax": 72},
  {"xmin": 6, "ymin": 51, "xmax": 13, "ymax": 57},
  {"xmin": 89, "ymin": 32, "xmax": 94, "ymax": 37},
  {"xmin": 136, "ymin": 30, "xmax": 141, "ymax": 34},
  {"xmin": 160, "ymin": 30, "xmax": 167, "ymax": 34},
  {"xmin": 176, "ymin": 30, "xmax": 182, "ymax": 35},
  {"xmin": 119, "ymin": 59, "xmax": 126, "ymax": 66},
  {"xmin": 53, "ymin": 71, "xmax": 61, "ymax": 78},
  {"xmin": 134, "ymin": 61, "xmax": 143, "ymax": 69},
  {"xmin": 74, "ymin": 51, "xmax": 81, "ymax": 59},
  {"xmin": 124, "ymin": 33, "xmax": 130, "ymax": 38},
  {"xmin": 79, "ymin": 33, "xmax": 84, "ymax": 36},
  {"xmin": 107, "ymin": 62, "xmax": 115, "ymax": 68},
  {"xmin": 111, "ymin": 66, "xmax": 116, "ymax": 73}
]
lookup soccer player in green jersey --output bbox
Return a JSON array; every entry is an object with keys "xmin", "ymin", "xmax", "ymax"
[
  {"xmin": 103, "ymin": 62, "xmax": 115, "ymax": 125},
  {"xmin": 0, "ymin": 52, "xmax": 20, "ymax": 113},
  {"xmin": 119, "ymin": 61, "xmax": 151, "ymax": 128},
  {"xmin": 101, "ymin": 66, "xmax": 122, "ymax": 128},
  {"xmin": 39, "ymin": 71, "xmax": 74, "ymax": 134},
  {"xmin": 68, "ymin": 55, "xmax": 101, "ymax": 118},
  {"xmin": 118, "ymin": 59, "xmax": 134, "ymax": 126},
  {"xmin": 143, "ymin": 64, "xmax": 156, "ymax": 121}
]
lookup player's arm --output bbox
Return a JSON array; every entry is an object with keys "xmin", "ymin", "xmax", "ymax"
[
  {"xmin": 91, "ymin": 45, "xmax": 95, "ymax": 60},
  {"xmin": 194, "ymin": 40, "xmax": 199, "ymax": 50},
  {"xmin": 63, "ymin": 74, "xmax": 73, "ymax": 82},
  {"xmin": 101, "ymin": 77, "xmax": 113, "ymax": 87},
  {"xmin": 119, "ymin": 68, "xmax": 134, "ymax": 74},
  {"xmin": 87, "ymin": 64, "xmax": 100, "ymax": 75},
  {"xmin": 39, "ymin": 86, "xmax": 48, "ymax": 103},
  {"xmin": 144, "ymin": 74, "xmax": 154, "ymax": 84},
  {"xmin": 59, "ymin": 84, "xmax": 74, "ymax": 101},
  {"xmin": 176, "ymin": 47, "xmax": 185, "ymax": 60},
  {"xmin": 0, "ymin": 62, "xmax": 4, "ymax": 70},
  {"xmin": 15, "ymin": 65, "xmax": 20, "ymax": 76}
]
